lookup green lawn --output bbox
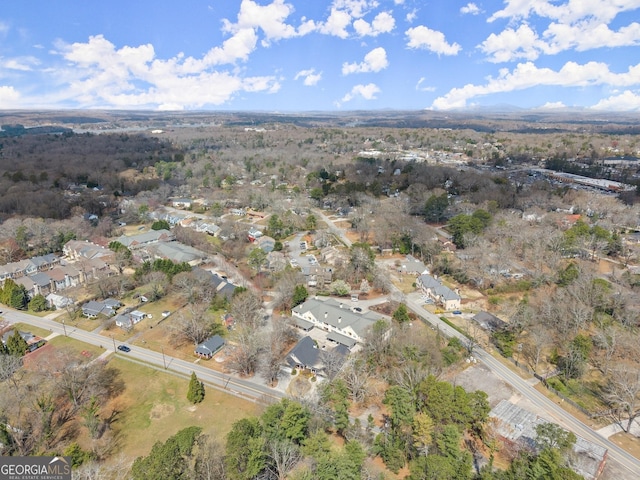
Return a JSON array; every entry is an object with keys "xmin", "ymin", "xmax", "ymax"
[
  {"xmin": 13, "ymin": 322, "xmax": 52, "ymax": 338},
  {"xmin": 47, "ymin": 335, "xmax": 106, "ymax": 358},
  {"xmin": 106, "ymin": 358, "xmax": 260, "ymax": 460}
]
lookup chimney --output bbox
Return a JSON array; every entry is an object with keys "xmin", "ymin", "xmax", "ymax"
[
  {"xmin": 339, "ymin": 303, "xmax": 343, "ymax": 308},
  {"xmin": 338, "ymin": 317, "xmax": 342, "ymax": 323},
  {"xmin": 324, "ymin": 312, "xmax": 328, "ymax": 319}
]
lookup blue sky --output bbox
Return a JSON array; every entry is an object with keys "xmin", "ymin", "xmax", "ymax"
[{"xmin": 1, "ymin": 0, "xmax": 640, "ymax": 111}]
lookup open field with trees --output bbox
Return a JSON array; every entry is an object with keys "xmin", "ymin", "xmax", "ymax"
[{"xmin": 2, "ymin": 110, "xmax": 640, "ymax": 478}]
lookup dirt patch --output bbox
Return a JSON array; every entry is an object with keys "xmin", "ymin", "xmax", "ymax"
[
  {"xmin": 287, "ymin": 375, "xmax": 312, "ymax": 397},
  {"xmin": 149, "ymin": 403, "xmax": 175, "ymax": 420}
]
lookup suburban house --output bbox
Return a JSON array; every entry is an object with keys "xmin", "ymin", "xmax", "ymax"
[
  {"xmin": 291, "ymin": 297, "xmax": 387, "ymax": 349},
  {"xmin": 29, "ymin": 272, "xmax": 53, "ymax": 296},
  {"xmin": 301, "ymin": 265, "xmax": 333, "ymax": 288},
  {"xmin": 285, "ymin": 336, "xmax": 349, "ymax": 376},
  {"xmin": 46, "ymin": 293, "xmax": 74, "ymax": 310},
  {"xmin": 29, "ymin": 254, "xmax": 60, "ymax": 272},
  {"xmin": 247, "ymin": 227, "xmax": 263, "ymax": 242},
  {"xmin": 82, "ymin": 300, "xmax": 118, "ymax": 318},
  {"xmin": 142, "ymin": 241, "xmax": 207, "ymax": 266},
  {"xmin": 400, "ymin": 255, "xmax": 429, "ymax": 276},
  {"xmin": 0, "ymin": 259, "xmax": 38, "ymax": 282},
  {"xmin": 472, "ymin": 311, "xmax": 508, "ymax": 332},
  {"xmin": 63, "ymin": 240, "xmax": 115, "ymax": 264},
  {"xmin": 1, "ymin": 330, "xmax": 46, "ymax": 353},
  {"xmin": 115, "ymin": 229, "xmax": 175, "ymax": 250},
  {"xmin": 266, "ymin": 251, "xmax": 287, "ymax": 272},
  {"xmin": 194, "ymin": 335, "xmax": 225, "ymax": 359},
  {"xmin": 489, "ymin": 400, "xmax": 607, "ymax": 480},
  {"xmin": 114, "ymin": 310, "xmax": 146, "ymax": 329},
  {"xmin": 256, "ymin": 235, "xmax": 276, "ymax": 252},
  {"xmin": 171, "ymin": 198, "xmax": 192, "ymax": 209},
  {"xmin": 195, "ymin": 222, "xmax": 221, "ymax": 237},
  {"xmin": 192, "ymin": 268, "xmax": 240, "ymax": 300},
  {"xmin": 416, "ymin": 273, "xmax": 461, "ymax": 311}
]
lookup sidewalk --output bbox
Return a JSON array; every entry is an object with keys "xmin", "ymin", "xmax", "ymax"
[{"xmin": 597, "ymin": 418, "xmax": 640, "ymax": 439}]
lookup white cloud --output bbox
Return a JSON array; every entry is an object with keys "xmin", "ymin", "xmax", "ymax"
[
  {"xmin": 460, "ymin": 3, "xmax": 480, "ymax": 15},
  {"xmin": 318, "ymin": 7, "xmax": 352, "ymax": 38},
  {"xmin": 480, "ymin": 23, "xmax": 547, "ymax": 62},
  {"xmin": 0, "ymin": 22, "xmax": 9, "ymax": 36},
  {"xmin": 353, "ymin": 11, "xmax": 395, "ymax": 36},
  {"xmin": 222, "ymin": 0, "xmax": 300, "ymax": 45},
  {"xmin": 332, "ymin": 0, "xmax": 379, "ymax": 19},
  {"xmin": 544, "ymin": 20, "xmax": 640, "ymax": 52},
  {"xmin": 52, "ymin": 34, "xmax": 279, "ymax": 109},
  {"xmin": 342, "ymin": 47, "xmax": 389, "ymax": 74},
  {"xmin": 0, "ymin": 85, "xmax": 20, "ymax": 107},
  {"xmin": 481, "ymin": 19, "xmax": 640, "ymax": 62},
  {"xmin": 591, "ymin": 90, "xmax": 640, "ymax": 110},
  {"xmin": 406, "ymin": 26, "xmax": 461, "ymax": 55},
  {"xmin": 340, "ymin": 82, "xmax": 381, "ymax": 103},
  {"xmin": 431, "ymin": 60, "xmax": 640, "ymax": 110},
  {"xmin": 295, "ymin": 68, "xmax": 322, "ymax": 86},
  {"xmin": 488, "ymin": 0, "xmax": 640, "ymax": 24},
  {"xmin": 416, "ymin": 77, "xmax": 436, "ymax": 92},
  {"xmin": 406, "ymin": 10, "xmax": 417, "ymax": 23},
  {"xmin": 0, "ymin": 56, "xmax": 40, "ymax": 71},
  {"xmin": 539, "ymin": 101, "xmax": 566, "ymax": 109}
]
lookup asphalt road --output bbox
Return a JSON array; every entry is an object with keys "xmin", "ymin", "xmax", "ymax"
[
  {"xmin": 404, "ymin": 293, "xmax": 640, "ymax": 477},
  {"xmin": 4, "ymin": 309, "xmax": 283, "ymax": 404},
  {"xmin": 311, "ymin": 209, "xmax": 640, "ymax": 476}
]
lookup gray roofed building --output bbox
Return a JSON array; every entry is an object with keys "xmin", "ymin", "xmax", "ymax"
[
  {"xmin": 29, "ymin": 253, "xmax": 60, "ymax": 271},
  {"xmin": 143, "ymin": 241, "xmax": 206, "ymax": 266},
  {"xmin": 256, "ymin": 235, "xmax": 276, "ymax": 252},
  {"xmin": 473, "ymin": 311, "xmax": 508, "ymax": 332},
  {"xmin": 417, "ymin": 273, "xmax": 461, "ymax": 311},
  {"xmin": 115, "ymin": 229, "xmax": 174, "ymax": 249},
  {"xmin": 489, "ymin": 400, "xmax": 608, "ymax": 480},
  {"xmin": 285, "ymin": 336, "xmax": 348, "ymax": 375},
  {"xmin": 114, "ymin": 310, "xmax": 146, "ymax": 329},
  {"xmin": 327, "ymin": 331, "xmax": 358, "ymax": 349},
  {"xmin": 82, "ymin": 300, "xmax": 115, "ymax": 318},
  {"xmin": 401, "ymin": 255, "xmax": 428, "ymax": 275},
  {"xmin": 291, "ymin": 297, "xmax": 386, "ymax": 345},
  {"xmin": 195, "ymin": 335, "xmax": 225, "ymax": 358}
]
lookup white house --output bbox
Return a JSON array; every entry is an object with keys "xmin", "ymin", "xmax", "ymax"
[{"xmin": 291, "ymin": 297, "xmax": 387, "ymax": 348}]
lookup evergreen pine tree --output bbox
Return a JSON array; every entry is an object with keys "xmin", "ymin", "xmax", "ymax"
[
  {"xmin": 187, "ymin": 371, "xmax": 205, "ymax": 404},
  {"xmin": 7, "ymin": 330, "xmax": 28, "ymax": 356}
]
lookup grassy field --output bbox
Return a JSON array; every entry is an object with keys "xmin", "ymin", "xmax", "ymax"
[
  {"xmin": 12, "ymin": 322, "xmax": 52, "ymax": 338},
  {"xmin": 48, "ymin": 335, "xmax": 106, "ymax": 358},
  {"xmin": 105, "ymin": 358, "xmax": 260, "ymax": 460},
  {"xmin": 22, "ymin": 325, "xmax": 258, "ymax": 465}
]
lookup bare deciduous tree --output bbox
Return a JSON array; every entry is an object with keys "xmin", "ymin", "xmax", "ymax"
[
  {"xmin": 267, "ymin": 439, "xmax": 302, "ymax": 480},
  {"xmin": 193, "ymin": 434, "xmax": 227, "ymax": 480},
  {"xmin": 230, "ymin": 290, "xmax": 263, "ymax": 330},
  {"xmin": 340, "ymin": 358, "xmax": 371, "ymax": 404},
  {"xmin": 228, "ymin": 326, "xmax": 263, "ymax": 377},
  {"xmin": 604, "ymin": 366, "xmax": 640, "ymax": 433}
]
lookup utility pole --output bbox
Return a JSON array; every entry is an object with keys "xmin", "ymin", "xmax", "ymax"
[
  {"xmin": 62, "ymin": 319, "xmax": 67, "ymax": 337},
  {"xmin": 161, "ymin": 347, "xmax": 167, "ymax": 369},
  {"xmin": 111, "ymin": 335, "xmax": 116, "ymax": 352}
]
